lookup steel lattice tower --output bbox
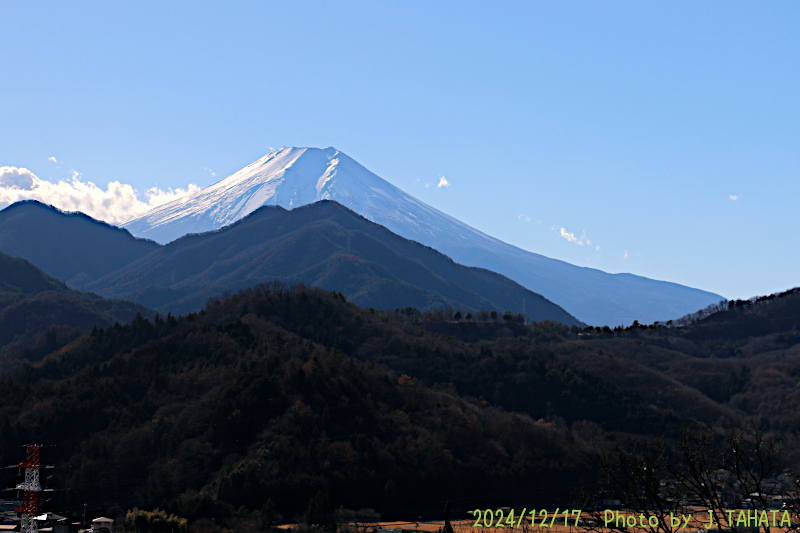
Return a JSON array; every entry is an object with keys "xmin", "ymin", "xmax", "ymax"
[{"xmin": 15, "ymin": 445, "xmax": 42, "ymax": 533}]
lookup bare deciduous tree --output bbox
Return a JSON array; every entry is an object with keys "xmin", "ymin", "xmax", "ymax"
[{"xmin": 580, "ymin": 424, "xmax": 800, "ymax": 533}]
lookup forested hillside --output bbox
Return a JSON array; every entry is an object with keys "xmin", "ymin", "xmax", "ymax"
[
  {"xmin": 1, "ymin": 284, "xmax": 799, "ymax": 529},
  {"xmin": 0, "ymin": 201, "xmax": 159, "ymax": 286},
  {"xmin": 0, "ymin": 252, "xmax": 153, "ymax": 350},
  {"xmin": 85, "ymin": 201, "xmax": 581, "ymax": 323},
  {"xmin": 0, "ymin": 285, "xmax": 590, "ymax": 524},
  {"xmin": 0, "ymin": 200, "xmax": 581, "ymax": 324}
]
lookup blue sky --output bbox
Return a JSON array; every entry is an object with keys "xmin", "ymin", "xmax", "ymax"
[{"xmin": 2, "ymin": 1, "xmax": 798, "ymax": 300}]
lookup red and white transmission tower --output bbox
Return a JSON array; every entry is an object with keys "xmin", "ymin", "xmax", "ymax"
[{"xmin": 15, "ymin": 445, "xmax": 42, "ymax": 533}]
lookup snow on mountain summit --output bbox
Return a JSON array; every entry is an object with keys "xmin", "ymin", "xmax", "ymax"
[
  {"xmin": 122, "ymin": 147, "xmax": 723, "ymax": 326},
  {"xmin": 122, "ymin": 146, "xmax": 486, "ymax": 250}
]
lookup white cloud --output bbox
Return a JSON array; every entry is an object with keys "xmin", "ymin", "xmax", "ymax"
[
  {"xmin": 729, "ymin": 195, "xmax": 738, "ymax": 201},
  {"xmin": 554, "ymin": 226, "xmax": 591, "ymax": 246},
  {"xmin": 437, "ymin": 175, "xmax": 450, "ymax": 188},
  {"xmin": 205, "ymin": 167, "xmax": 216, "ymax": 178},
  {"xmin": 519, "ymin": 214, "xmax": 542, "ymax": 224},
  {"xmin": 624, "ymin": 250, "xmax": 629, "ymax": 259},
  {"xmin": 560, "ymin": 228, "xmax": 578, "ymax": 243},
  {"xmin": 0, "ymin": 166, "xmax": 36, "ymax": 189},
  {"xmin": 48, "ymin": 156, "xmax": 59, "ymax": 164},
  {"xmin": 0, "ymin": 166, "xmax": 200, "ymax": 224},
  {"xmin": 596, "ymin": 245, "xmax": 600, "ymax": 252}
]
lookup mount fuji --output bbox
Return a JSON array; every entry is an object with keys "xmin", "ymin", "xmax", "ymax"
[{"xmin": 122, "ymin": 147, "xmax": 723, "ymax": 326}]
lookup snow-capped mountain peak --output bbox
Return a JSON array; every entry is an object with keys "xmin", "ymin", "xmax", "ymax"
[
  {"xmin": 124, "ymin": 146, "xmax": 480, "ymax": 250},
  {"xmin": 122, "ymin": 147, "xmax": 722, "ymax": 326}
]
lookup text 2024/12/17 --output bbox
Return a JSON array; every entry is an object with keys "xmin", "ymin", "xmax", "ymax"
[{"xmin": 471, "ymin": 509, "xmax": 581, "ymax": 528}]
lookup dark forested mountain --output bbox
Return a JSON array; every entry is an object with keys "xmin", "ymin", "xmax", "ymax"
[
  {"xmin": 0, "ymin": 251, "xmax": 153, "ymax": 350},
  {"xmin": 63, "ymin": 200, "xmax": 578, "ymax": 324},
  {"xmin": 0, "ymin": 200, "xmax": 159, "ymax": 287},
  {"xmin": 685, "ymin": 287, "xmax": 800, "ymax": 341},
  {"xmin": 0, "ymin": 249, "xmax": 65, "ymax": 294},
  {"xmin": 0, "ymin": 284, "xmax": 591, "ymax": 524},
  {"xmin": 1, "ymin": 283, "xmax": 799, "ymax": 528},
  {"xmin": 0, "ymin": 200, "xmax": 579, "ymax": 324}
]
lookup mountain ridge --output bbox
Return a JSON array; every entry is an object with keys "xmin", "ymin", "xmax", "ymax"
[
  {"xmin": 0, "ymin": 250, "xmax": 153, "ymax": 350},
  {"xmin": 0, "ymin": 200, "xmax": 159, "ymax": 286},
  {"xmin": 92, "ymin": 200, "xmax": 582, "ymax": 323}
]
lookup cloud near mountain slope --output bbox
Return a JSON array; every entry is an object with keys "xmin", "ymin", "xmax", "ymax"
[{"xmin": 0, "ymin": 165, "xmax": 199, "ymax": 224}]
